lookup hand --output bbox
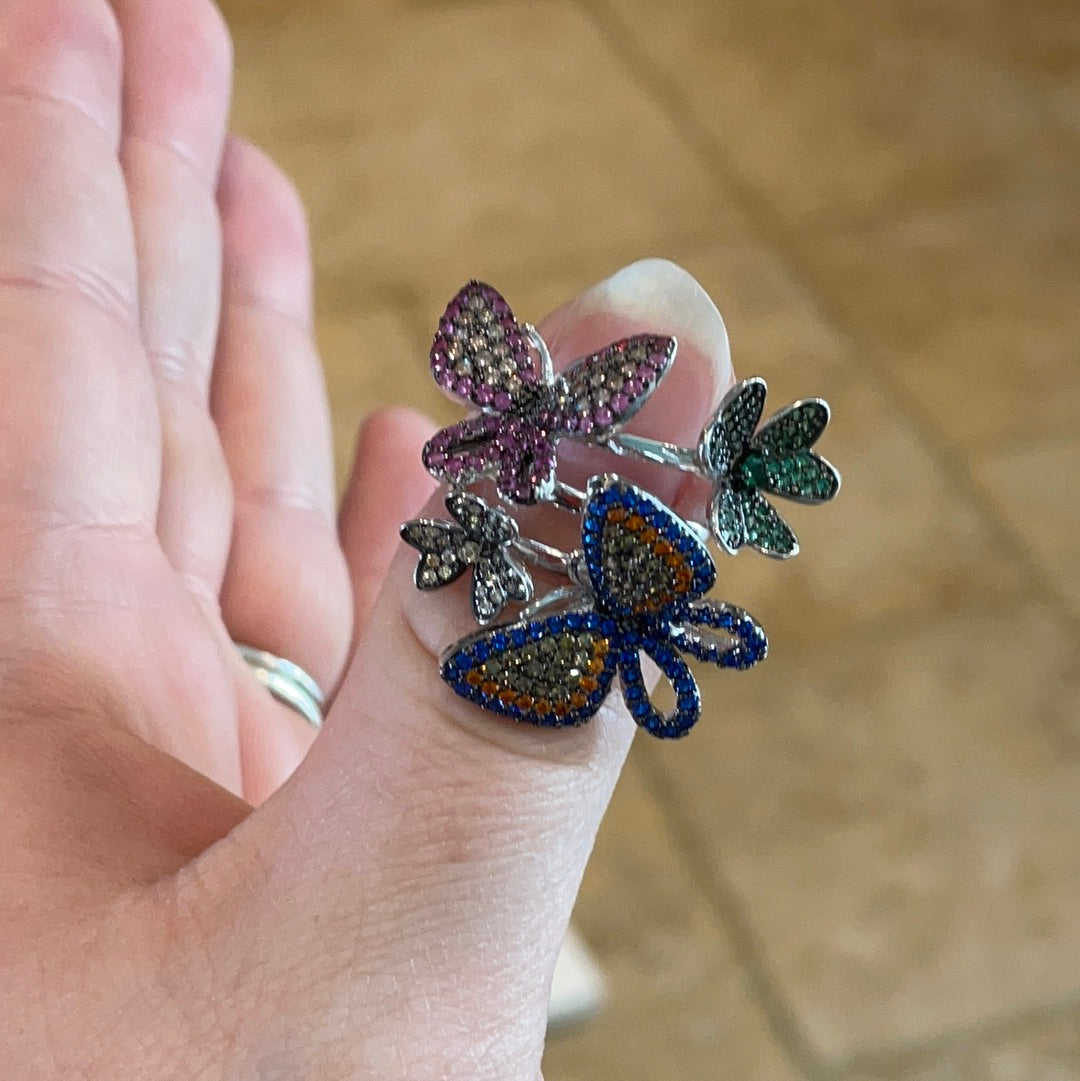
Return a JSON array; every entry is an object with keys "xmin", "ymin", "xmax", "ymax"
[{"xmin": 0, "ymin": 1, "xmax": 734, "ymax": 1077}]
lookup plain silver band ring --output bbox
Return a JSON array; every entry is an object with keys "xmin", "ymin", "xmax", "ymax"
[{"xmin": 236, "ymin": 644, "xmax": 325, "ymax": 730}]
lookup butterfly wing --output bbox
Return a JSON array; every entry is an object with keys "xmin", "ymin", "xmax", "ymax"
[
  {"xmin": 556, "ymin": 335, "xmax": 676, "ymax": 438},
  {"xmin": 430, "ymin": 281, "xmax": 539, "ymax": 411},
  {"xmin": 446, "ymin": 489, "xmax": 518, "ymax": 546},
  {"xmin": 441, "ymin": 611, "xmax": 618, "ymax": 727},
  {"xmin": 738, "ymin": 490, "xmax": 799, "ymax": 558},
  {"xmin": 670, "ymin": 600, "xmax": 768, "ymax": 670},
  {"xmin": 747, "ymin": 398, "xmax": 840, "ymax": 505},
  {"xmin": 708, "ymin": 485, "xmax": 745, "ymax": 555},
  {"xmin": 616, "ymin": 638, "xmax": 701, "ymax": 739},
  {"xmin": 581, "ymin": 475, "xmax": 715, "ymax": 620},
  {"xmin": 422, "ymin": 413, "xmax": 506, "ymax": 488},
  {"xmin": 699, "ymin": 377, "xmax": 767, "ymax": 478},
  {"xmin": 471, "ymin": 551, "xmax": 533, "ymax": 626},
  {"xmin": 399, "ymin": 519, "xmax": 470, "ymax": 590}
]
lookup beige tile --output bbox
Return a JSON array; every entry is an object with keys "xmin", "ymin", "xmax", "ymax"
[
  {"xmin": 666, "ymin": 601, "xmax": 1080, "ymax": 1059},
  {"xmin": 601, "ymin": 0, "xmax": 1067, "ymax": 228},
  {"xmin": 224, "ymin": 0, "xmax": 745, "ymax": 310},
  {"xmin": 542, "ymin": 754, "xmax": 802, "ymax": 1081},
  {"xmin": 803, "ymin": 193, "xmax": 1080, "ymax": 454},
  {"xmin": 318, "ymin": 304, "xmax": 452, "ymax": 490},
  {"xmin": 972, "ymin": 436, "xmax": 1080, "ymax": 618},
  {"xmin": 842, "ymin": 1007, "xmax": 1080, "ymax": 1081}
]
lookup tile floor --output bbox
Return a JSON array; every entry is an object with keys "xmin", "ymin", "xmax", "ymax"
[{"xmin": 221, "ymin": 1, "xmax": 1080, "ymax": 1076}]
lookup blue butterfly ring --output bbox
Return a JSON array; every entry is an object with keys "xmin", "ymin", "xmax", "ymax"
[{"xmin": 400, "ymin": 282, "xmax": 839, "ymax": 740}]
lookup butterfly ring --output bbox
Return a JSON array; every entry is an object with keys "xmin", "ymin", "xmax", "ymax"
[{"xmin": 400, "ymin": 281, "xmax": 841, "ymax": 741}]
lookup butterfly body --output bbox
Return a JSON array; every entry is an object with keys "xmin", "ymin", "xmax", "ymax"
[{"xmin": 441, "ymin": 476, "xmax": 766, "ymax": 738}]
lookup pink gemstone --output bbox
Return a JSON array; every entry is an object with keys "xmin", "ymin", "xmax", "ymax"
[
  {"xmin": 455, "ymin": 376, "xmax": 474, "ymax": 398},
  {"xmin": 445, "ymin": 459, "xmax": 463, "ymax": 477},
  {"xmin": 426, "ymin": 451, "xmax": 446, "ymax": 468},
  {"xmin": 493, "ymin": 391, "xmax": 512, "ymax": 410},
  {"xmin": 625, "ymin": 378, "xmax": 643, "ymax": 397},
  {"xmin": 475, "ymin": 385, "xmax": 493, "ymax": 405},
  {"xmin": 593, "ymin": 406, "xmax": 613, "ymax": 427},
  {"xmin": 437, "ymin": 369, "xmax": 455, "ymax": 390},
  {"xmin": 577, "ymin": 416, "xmax": 594, "ymax": 435},
  {"xmin": 446, "ymin": 303, "xmax": 461, "ymax": 320},
  {"xmin": 611, "ymin": 392, "xmax": 629, "ymax": 413}
]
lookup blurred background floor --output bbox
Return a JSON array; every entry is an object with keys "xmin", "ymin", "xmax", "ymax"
[{"xmin": 220, "ymin": 1, "xmax": 1080, "ymax": 1077}]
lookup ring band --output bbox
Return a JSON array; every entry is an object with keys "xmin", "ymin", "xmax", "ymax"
[{"xmin": 236, "ymin": 644, "xmax": 325, "ymax": 730}]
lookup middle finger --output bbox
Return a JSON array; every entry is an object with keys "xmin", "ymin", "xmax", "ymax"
[{"xmin": 111, "ymin": 0, "xmax": 235, "ymax": 606}]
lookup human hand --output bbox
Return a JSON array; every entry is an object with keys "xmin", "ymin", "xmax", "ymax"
[{"xmin": 0, "ymin": 1, "xmax": 735, "ymax": 1077}]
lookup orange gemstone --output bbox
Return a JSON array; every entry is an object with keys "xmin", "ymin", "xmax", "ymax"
[
  {"xmin": 639, "ymin": 527, "xmax": 658, "ymax": 544},
  {"xmin": 499, "ymin": 688, "xmax": 518, "ymax": 705},
  {"xmin": 665, "ymin": 553, "xmax": 683, "ymax": 567},
  {"xmin": 465, "ymin": 670, "xmax": 484, "ymax": 686},
  {"xmin": 654, "ymin": 540, "xmax": 673, "ymax": 556},
  {"xmin": 554, "ymin": 701, "xmax": 571, "ymax": 717},
  {"xmin": 517, "ymin": 694, "xmax": 534, "ymax": 710},
  {"xmin": 535, "ymin": 699, "xmax": 551, "ymax": 715},
  {"xmin": 625, "ymin": 514, "xmax": 644, "ymax": 531},
  {"xmin": 579, "ymin": 675, "xmax": 599, "ymax": 692},
  {"xmin": 606, "ymin": 506, "xmax": 628, "ymax": 523},
  {"xmin": 570, "ymin": 691, "xmax": 588, "ymax": 708},
  {"xmin": 481, "ymin": 680, "xmax": 499, "ymax": 696},
  {"xmin": 594, "ymin": 639, "xmax": 610, "ymax": 656},
  {"xmin": 587, "ymin": 656, "xmax": 605, "ymax": 674}
]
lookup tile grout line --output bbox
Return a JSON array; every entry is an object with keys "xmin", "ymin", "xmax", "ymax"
[
  {"xmin": 575, "ymin": 0, "xmax": 1080, "ymax": 646},
  {"xmin": 834, "ymin": 988, "xmax": 1080, "ymax": 1076},
  {"xmin": 637, "ymin": 750, "xmax": 830, "ymax": 1081}
]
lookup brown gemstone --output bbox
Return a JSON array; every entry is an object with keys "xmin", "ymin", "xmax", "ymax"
[
  {"xmin": 465, "ymin": 670, "xmax": 484, "ymax": 686},
  {"xmin": 535, "ymin": 699, "xmax": 551, "ymax": 715},
  {"xmin": 481, "ymin": 680, "xmax": 499, "ymax": 696},
  {"xmin": 639, "ymin": 527, "xmax": 658, "ymax": 544},
  {"xmin": 587, "ymin": 657, "xmax": 605, "ymax": 674},
  {"xmin": 579, "ymin": 676, "xmax": 599, "ymax": 693},
  {"xmin": 594, "ymin": 639, "xmax": 610, "ymax": 656},
  {"xmin": 606, "ymin": 506, "xmax": 628, "ymax": 523},
  {"xmin": 554, "ymin": 702, "xmax": 571, "ymax": 717},
  {"xmin": 516, "ymin": 694, "xmax": 534, "ymax": 710},
  {"xmin": 654, "ymin": 540, "xmax": 673, "ymax": 556},
  {"xmin": 499, "ymin": 688, "xmax": 518, "ymax": 705},
  {"xmin": 625, "ymin": 514, "xmax": 645, "ymax": 531},
  {"xmin": 569, "ymin": 692, "xmax": 588, "ymax": 708}
]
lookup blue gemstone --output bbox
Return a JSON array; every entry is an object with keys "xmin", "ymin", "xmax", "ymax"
[
  {"xmin": 490, "ymin": 634, "xmax": 508, "ymax": 652},
  {"xmin": 473, "ymin": 643, "xmax": 489, "ymax": 661},
  {"xmin": 676, "ymin": 536, "xmax": 693, "ymax": 552},
  {"xmin": 739, "ymin": 619, "xmax": 755, "ymax": 637},
  {"xmin": 626, "ymin": 684, "xmax": 644, "ymax": 702},
  {"xmin": 567, "ymin": 612, "xmax": 583, "ymax": 630},
  {"xmin": 675, "ymin": 678, "xmax": 694, "ymax": 694},
  {"xmin": 632, "ymin": 700, "xmax": 651, "ymax": 718},
  {"xmin": 721, "ymin": 652, "xmax": 739, "ymax": 668},
  {"xmin": 510, "ymin": 628, "xmax": 526, "ymax": 647},
  {"xmin": 719, "ymin": 612, "xmax": 735, "ymax": 629},
  {"xmin": 551, "ymin": 615, "xmax": 566, "ymax": 632},
  {"xmin": 601, "ymin": 618, "xmax": 617, "ymax": 636},
  {"xmin": 528, "ymin": 624, "xmax": 544, "ymax": 641}
]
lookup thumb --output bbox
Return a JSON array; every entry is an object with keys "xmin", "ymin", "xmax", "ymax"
[{"xmin": 199, "ymin": 261, "xmax": 735, "ymax": 1079}]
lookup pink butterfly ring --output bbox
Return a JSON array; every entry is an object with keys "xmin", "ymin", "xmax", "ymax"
[{"xmin": 422, "ymin": 281, "xmax": 677, "ymax": 505}]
